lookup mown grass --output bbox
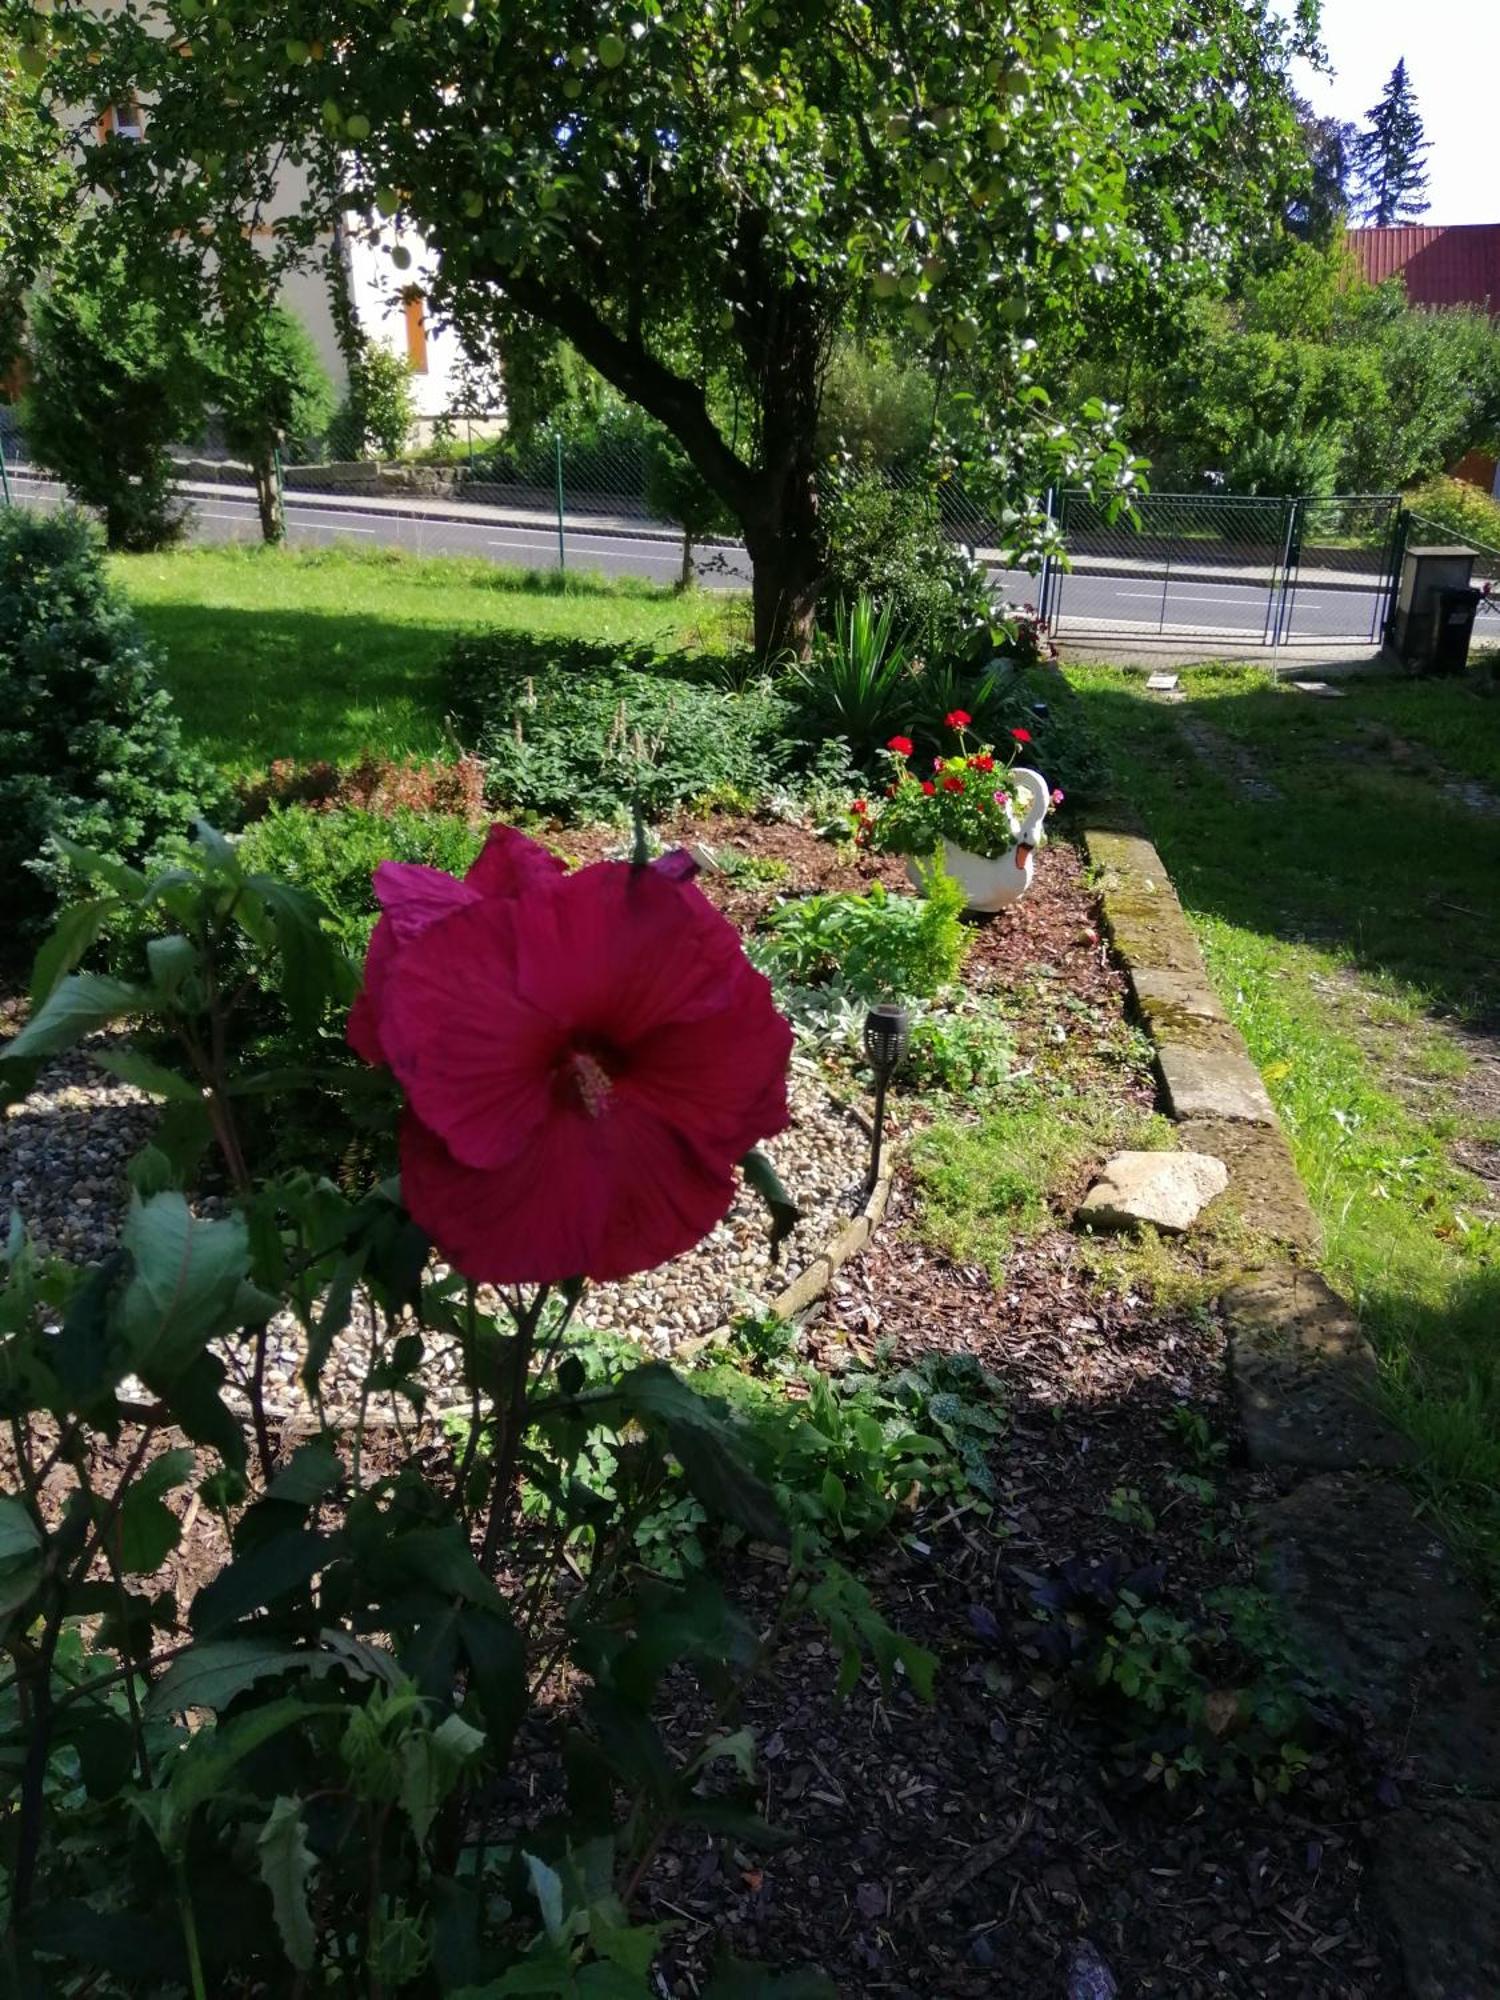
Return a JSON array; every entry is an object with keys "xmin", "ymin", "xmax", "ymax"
[
  {"xmin": 1068, "ymin": 662, "xmax": 1500, "ymax": 1588},
  {"xmin": 115, "ymin": 543, "xmax": 749, "ymax": 775}
]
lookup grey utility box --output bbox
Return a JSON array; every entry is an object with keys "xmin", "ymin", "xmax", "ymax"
[{"xmin": 1390, "ymin": 544, "xmax": 1476, "ymax": 668}]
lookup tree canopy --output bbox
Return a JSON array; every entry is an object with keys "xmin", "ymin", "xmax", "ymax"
[
  {"xmin": 1351, "ymin": 58, "xmax": 1431, "ymax": 227},
  {"xmin": 16, "ymin": 0, "xmax": 1320, "ymax": 650}
]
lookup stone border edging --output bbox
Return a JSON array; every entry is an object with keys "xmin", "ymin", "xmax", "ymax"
[{"xmin": 1084, "ymin": 812, "xmax": 1500, "ymax": 1999}]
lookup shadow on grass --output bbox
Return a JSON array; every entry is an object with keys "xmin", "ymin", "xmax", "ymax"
[
  {"xmin": 131, "ymin": 599, "xmax": 463, "ymax": 772},
  {"xmin": 1071, "ymin": 671, "xmax": 1500, "ymax": 1024}
]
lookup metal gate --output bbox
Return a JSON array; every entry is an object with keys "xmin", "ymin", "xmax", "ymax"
[{"xmin": 1038, "ymin": 491, "xmax": 1404, "ymax": 647}]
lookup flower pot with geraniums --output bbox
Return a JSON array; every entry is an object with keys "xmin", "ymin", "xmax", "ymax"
[{"xmin": 850, "ymin": 711, "xmax": 1062, "ymax": 914}]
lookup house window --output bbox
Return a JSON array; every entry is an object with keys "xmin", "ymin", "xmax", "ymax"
[
  {"xmin": 402, "ymin": 291, "xmax": 429, "ymax": 374},
  {"xmin": 98, "ymin": 96, "xmax": 145, "ymax": 141}
]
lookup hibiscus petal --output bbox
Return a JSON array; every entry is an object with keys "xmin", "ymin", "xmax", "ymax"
[
  {"xmin": 623, "ymin": 964, "xmax": 792, "ymax": 1158},
  {"xmin": 513, "ymin": 863, "xmax": 748, "ymax": 1044},
  {"xmin": 377, "ymin": 897, "xmax": 559, "ymax": 1169},
  {"xmin": 372, "ymin": 861, "xmax": 481, "ymax": 942},
  {"xmin": 400, "ymin": 1101, "xmax": 737, "ymax": 1285},
  {"xmin": 464, "ymin": 824, "xmax": 568, "ymax": 900}
]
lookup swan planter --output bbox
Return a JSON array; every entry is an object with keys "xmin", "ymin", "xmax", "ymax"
[
  {"xmin": 905, "ymin": 768, "xmax": 1051, "ymax": 912},
  {"xmin": 851, "ymin": 720, "xmax": 1057, "ymax": 916}
]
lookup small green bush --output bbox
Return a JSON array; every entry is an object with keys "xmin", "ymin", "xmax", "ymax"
[
  {"xmin": 235, "ymin": 805, "xmax": 485, "ymax": 952},
  {"xmin": 819, "ymin": 468, "xmax": 995, "ymax": 655},
  {"xmin": 758, "ymin": 873, "xmax": 968, "ymax": 1003},
  {"xmin": 0, "ymin": 508, "xmax": 211, "ymax": 952},
  {"xmin": 444, "ymin": 633, "xmax": 797, "ymax": 821},
  {"xmin": 1407, "ymin": 475, "xmax": 1500, "ymax": 551}
]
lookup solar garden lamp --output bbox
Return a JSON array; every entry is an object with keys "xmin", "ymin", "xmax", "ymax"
[{"xmin": 863, "ymin": 1002, "xmax": 910, "ymax": 1197}]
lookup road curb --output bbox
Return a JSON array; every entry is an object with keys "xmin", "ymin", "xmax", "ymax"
[{"xmin": 1084, "ymin": 809, "xmax": 1500, "ymax": 1999}]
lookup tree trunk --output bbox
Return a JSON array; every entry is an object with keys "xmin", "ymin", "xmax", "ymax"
[
  {"xmin": 744, "ymin": 470, "xmax": 823, "ymax": 661},
  {"xmin": 253, "ymin": 452, "xmax": 284, "ymax": 544}
]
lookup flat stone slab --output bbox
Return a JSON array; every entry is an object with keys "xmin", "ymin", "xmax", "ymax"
[
  {"xmin": 1374, "ymin": 1803, "xmax": 1500, "ymax": 2000},
  {"xmin": 1078, "ymin": 1150, "xmax": 1228, "ymax": 1234},
  {"xmin": 1157, "ymin": 1043, "xmax": 1277, "ymax": 1126},
  {"xmin": 1176, "ymin": 1118, "xmax": 1320, "ymax": 1251},
  {"xmin": 1128, "ymin": 966, "xmax": 1227, "ymax": 1026},
  {"xmin": 1225, "ymin": 1267, "xmax": 1407, "ymax": 1471}
]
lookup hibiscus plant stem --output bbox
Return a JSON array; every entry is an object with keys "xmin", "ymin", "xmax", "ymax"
[{"xmin": 479, "ymin": 1286, "xmax": 549, "ymax": 1573}]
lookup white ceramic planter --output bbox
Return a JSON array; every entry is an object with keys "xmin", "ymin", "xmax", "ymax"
[{"xmin": 905, "ymin": 767, "xmax": 1050, "ymax": 914}]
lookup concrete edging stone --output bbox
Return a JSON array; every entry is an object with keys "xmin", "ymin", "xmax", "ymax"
[{"xmin": 1083, "ymin": 812, "xmax": 1500, "ymax": 1998}]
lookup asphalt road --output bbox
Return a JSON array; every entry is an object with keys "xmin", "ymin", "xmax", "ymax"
[{"xmin": 5, "ymin": 468, "xmax": 1388, "ymax": 642}]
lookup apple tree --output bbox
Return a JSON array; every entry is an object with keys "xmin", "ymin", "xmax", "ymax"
[{"xmin": 15, "ymin": 0, "xmax": 1318, "ymax": 654}]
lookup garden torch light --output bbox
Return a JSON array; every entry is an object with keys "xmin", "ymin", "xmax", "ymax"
[{"xmin": 863, "ymin": 1002, "xmax": 910, "ymax": 1196}]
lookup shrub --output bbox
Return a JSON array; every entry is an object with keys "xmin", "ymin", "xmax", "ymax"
[
  {"xmin": 211, "ymin": 304, "xmax": 335, "ymax": 540},
  {"xmin": 444, "ymin": 634, "xmax": 797, "ymax": 821},
  {"xmin": 757, "ymin": 873, "xmax": 968, "ymax": 1003},
  {"xmin": 0, "ymin": 508, "xmax": 211, "ymax": 951},
  {"xmin": 818, "ymin": 468, "xmax": 996, "ymax": 656},
  {"xmin": 1407, "ymin": 475, "xmax": 1500, "ymax": 550},
  {"xmin": 334, "ymin": 338, "xmax": 416, "ymax": 459},
  {"xmin": 788, "ymin": 594, "xmax": 916, "ymax": 760},
  {"xmin": 235, "ymin": 805, "xmax": 486, "ymax": 952},
  {"xmin": 22, "ymin": 240, "xmax": 207, "ymax": 549}
]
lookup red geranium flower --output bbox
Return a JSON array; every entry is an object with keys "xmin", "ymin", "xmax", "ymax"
[
  {"xmin": 921, "ymin": 780, "xmax": 936, "ymax": 796},
  {"xmin": 945, "ymin": 709, "xmax": 972, "ymax": 729},
  {"xmin": 348, "ymin": 827, "xmax": 792, "ymax": 1284},
  {"xmin": 1010, "ymin": 727, "xmax": 1032, "ymax": 744},
  {"xmin": 968, "ymin": 753, "xmax": 995, "ymax": 773},
  {"xmin": 850, "ymin": 799, "xmax": 868, "ymax": 815},
  {"xmin": 886, "ymin": 735, "xmax": 913, "ymax": 756},
  {"xmin": 942, "ymin": 775, "xmax": 966, "ymax": 793}
]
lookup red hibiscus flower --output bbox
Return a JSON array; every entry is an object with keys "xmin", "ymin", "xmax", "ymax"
[
  {"xmin": 921, "ymin": 780, "xmax": 937, "ymax": 796},
  {"xmin": 1010, "ymin": 727, "xmax": 1032, "ymax": 744},
  {"xmin": 348, "ymin": 827, "xmax": 792, "ymax": 1284},
  {"xmin": 942, "ymin": 775, "xmax": 966, "ymax": 793},
  {"xmin": 850, "ymin": 799, "xmax": 868, "ymax": 816},
  {"xmin": 886, "ymin": 735, "xmax": 913, "ymax": 756},
  {"xmin": 968, "ymin": 753, "xmax": 995, "ymax": 773},
  {"xmin": 945, "ymin": 709, "xmax": 972, "ymax": 729}
]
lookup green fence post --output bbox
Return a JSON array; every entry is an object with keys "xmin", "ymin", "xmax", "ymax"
[
  {"xmin": 554, "ymin": 431, "xmax": 566, "ymax": 571},
  {"xmin": 0, "ymin": 431, "xmax": 12, "ymax": 508}
]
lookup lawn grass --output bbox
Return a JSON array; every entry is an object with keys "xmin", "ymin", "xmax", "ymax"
[
  {"xmin": 115, "ymin": 543, "xmax": 750, "ymax": 776},
  {"xmin": 1068, "ymin": 662, "xmax": 1500, "ymax": 1586}
]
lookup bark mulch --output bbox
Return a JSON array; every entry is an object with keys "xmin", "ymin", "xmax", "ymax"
[{"xmin": 643, "ymin": 1212, "xmax": 1403, "ymax": 1998}]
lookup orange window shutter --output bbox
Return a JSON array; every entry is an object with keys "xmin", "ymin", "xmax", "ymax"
[{"xmin": 403, "ymin": 293, "xmax": 429, "ymax": 374}]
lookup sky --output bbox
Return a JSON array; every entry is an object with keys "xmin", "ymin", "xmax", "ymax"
[{"xmin": 1291, "ymin": 0, "xmax": 1500, "ymax": 226}]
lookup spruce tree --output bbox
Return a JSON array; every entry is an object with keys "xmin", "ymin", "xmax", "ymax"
[{"xmin": 1352, "ymin": 59, "xmax": 1432, "ymax": 226}]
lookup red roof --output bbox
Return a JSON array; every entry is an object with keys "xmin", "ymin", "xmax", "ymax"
[{"xmin": 1349, "ymin": 225, "xmax": 1500, "ymax": 313}]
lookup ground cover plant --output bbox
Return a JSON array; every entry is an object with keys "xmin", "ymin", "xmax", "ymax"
[{"xmin": 1069, "ymin": 661, "xmax": 1500, "ymax": 1591}]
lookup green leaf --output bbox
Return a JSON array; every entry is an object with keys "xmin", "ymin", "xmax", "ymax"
[
  {"xmin": 145, "ymin": 934, "xmax": 199, "ymax": 1003},
  {"xmin": 252, "ymin": 877, "xmax": 354, "ymax": 1034},
  {"xmin": 165, "ymin": 1695, "xmax": 334, "ymax": 1834},
  {"xmin": 146, "ymin": 1636, "xmax": 310, "ymax": 1716},
  {"xmin": 2, "ymin": 974, "xmax": 149, "ymax": 1064},
  {"xmin": 739, "ymin": 1149, "xmax": 802, "ymax": 1263},
  {"xmin": 115, "ymin": 1448, "xmax": 194, "ymax": 1573},
  {"xmin": 458, "ymin": 1604, "xmax": 526, "ymax": 1753},
  {"xmin": 29, "ymin": 898, "xmax": 114, "ymax": 1011},
  {"xmin": 91, "ymin": 1049, "xmax": 204, "ymax": 1103},
  {"xmin": 577, "ymin": 1964, "xmax": 654, "ymax": 1998},
  {"xmin": 189, "ymin": 1530, "xmax": 328, "ymax": 1638},
  {"xmin": 617, "ymin": 1365, "xmax": 786, "ymax": 1544},
  {"xmin": 257, "ymin": 1796, "xmax": 318, "ymax": 1973},
  {"xmin": 51, "ymin": 838, "xmax": 149, "ymax": 901},
  {"xmin": 524, "ymin": 1852, "xmax": 567, "ymax": 1945},
  {"xmin": 118, "ymin": 1194, "xmax": 252, "ymax": 1383},
  {"xmin": 0, "ymin": 1497, "xmax": 42, "ymax": 1563},
  {"xmin": 397, "ymin": 1711, "xmax": 486, "ymax": 1843},
  {"xmin": 300, "ymin": 1250, "xmax": 362, "ymax": 1393},
  {"xmin": 267, "ymin": 1441, "xmax": 342, "ymax": 1507}
]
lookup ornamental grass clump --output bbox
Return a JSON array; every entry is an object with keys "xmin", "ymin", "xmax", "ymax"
[{"xmin": 852, "ymin": 712, "xmax": 1062, "ymax": 861}]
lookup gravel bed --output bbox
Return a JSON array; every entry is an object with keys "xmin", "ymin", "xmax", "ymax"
[
  {"xmin": 0, "ymin": 1034, "xmax": 157, "ymax": 1261},
  {"xmin": 1, "ymin": 1023, "xmax": 869, "ymax": 1418}
]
